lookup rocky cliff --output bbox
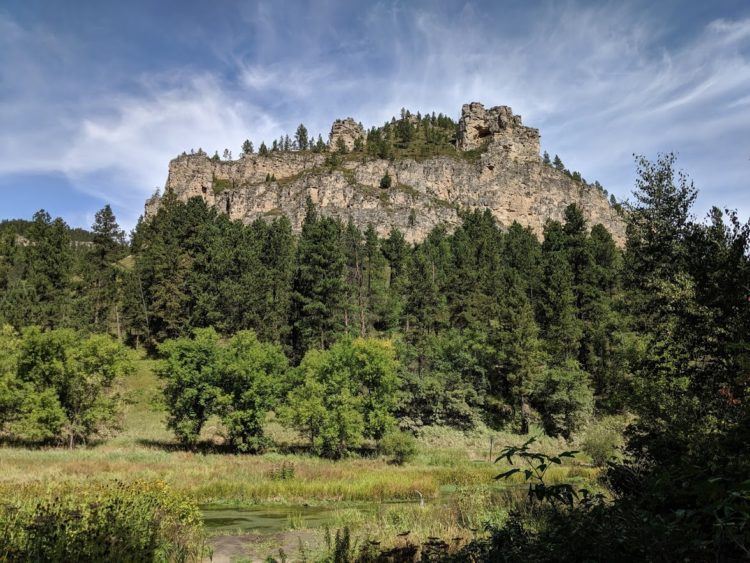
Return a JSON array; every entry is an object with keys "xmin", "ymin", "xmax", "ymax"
[{"xmin": 146, "ymin": 102, "xmax": 625, "ymax": 244}]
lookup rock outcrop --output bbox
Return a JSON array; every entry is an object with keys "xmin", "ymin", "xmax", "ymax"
[
  {"xmin": 328, "ymin": 118, "xmax": 364, "ymax": 152},
  {"xmin": 456, "ymin": 102, "xmax": 540, "ymax": 161},
  {"xmin": 147, "ymin": 102, "xmax": 625, "ymax": 245}
]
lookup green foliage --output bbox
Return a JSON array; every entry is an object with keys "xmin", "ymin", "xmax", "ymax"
[
  {"xmin": 581, "ymin": 416, "xmax": 625, "ymax": 467},
  {"xmin": 157, "ymin": 328, "xmax": 287, "ymax": 450},
  {"xmin": 532, "ymin": 361, "xmax": 593, "ymax": 439},
  {"xmin": 379, "ymin": 430, "xmax": 418, "ymax": 465},
  {"xmin": 211, "ymin": 177, "xmax": 232, "ymax": 194},
  {"xmin": 0, "ymin": 480, "xmax": 205, "ymax": 561},
  {"xmin": 219, "ymin": 330, "xmax": 288, "ymax": 451},
  {"xmin": 294, "ymin": 123, "xmax": 309, "ymax": 151},
  {"xmin": 396, "ymin": 330, "xmax": 487, "ymax": 430},
  {"xmin": 283, "ymin": 338, "xmax": 400, "ymax": 458},
  {"xmin": 495, "ymin": 437, "xmax": 584, "ymax": 508},
  {"xmin": 365, "ymin": 110, "xmax": 460, "ymax": 160},
  {"xmin": 379, "ymin": 172, "xmax": 392, "ymax": 189},
  {"xmin": 0, "ymin": 326, "xmax": 132, "ymax": 447},
  {"xmin": 291, "ymin": 199, "xmax": 346, "ymax": 359}
]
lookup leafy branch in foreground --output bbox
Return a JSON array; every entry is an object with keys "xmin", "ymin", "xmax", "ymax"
[{"xmin": 495, "ymin": 437, "xmax": 601, "ymax": 509}]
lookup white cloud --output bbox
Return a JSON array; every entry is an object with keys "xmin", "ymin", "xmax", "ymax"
[{"xmin": 1, "ymin": 3, "xmax": 749, "ymax": 229}]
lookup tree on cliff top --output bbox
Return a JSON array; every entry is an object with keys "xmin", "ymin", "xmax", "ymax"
[{"xmin": 295, "ymin": 124, "xmax": 309, "ymax": 151}]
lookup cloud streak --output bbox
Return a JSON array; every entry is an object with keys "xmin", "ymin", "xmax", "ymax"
[{"xmin": 0, "ymin": 1, "xmax": 748, "ymax": 229}]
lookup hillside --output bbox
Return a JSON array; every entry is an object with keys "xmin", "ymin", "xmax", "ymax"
[{"xmin": 146, "ymin": 102, "xmax": 625, "ymax": 244}]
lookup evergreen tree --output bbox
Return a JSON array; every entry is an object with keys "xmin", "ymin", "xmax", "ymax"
[
  {"xmin": 259, "ymin": 217, "xmax": 295, "ymax": 343},
  {"xmin": 504, "ymin": 222, "xmax": 542, "ymax": 300},
  {"xmin": 404, "ymin": 227, "xmax": 451, "ymax": 340},
  {"xmin": 492, "ymin": 293, "xmax": 545, "ymax": 434},
  {"xmin": 86, "ymin": 205, "xmax": 125, "ymax": 336},
  {"xmin": 291, "ymin": 198, "xmax": 346, "ymax": 360},
  {"xmin": 241, "ymin": 139, "xmax": 254, "ymax": 155},
  {"xmin": 380, "ymin": 229, "xmax": 410, "ymax": 330},
  {"xmin": 362, "ymin": 225, "xmax": 389, "ymax": 332},
  {"xmin": 258, "ymin": 142, "xmax": 269, "ymax": 156},
  {"xmin": 341, "ymin": 220, "xmax": 365, "ymax": 336},
  {"xmin": 25, "ymin": 210, "xmax": 73, "ymax": 328},
  {"xmin": 294, "ymin": 124, "xmax": 308, "ymax": 151},
  {"xmin": 538, "ymin": 231, "xmax": 582, "ymax": 363}
]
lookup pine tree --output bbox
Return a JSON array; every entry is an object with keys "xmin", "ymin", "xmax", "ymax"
[
  {"xmin": 553, "ymin": 154, "xmax": 565, "ymax": 171},
  {"xmin": 539, "ymin": 221, "xmax": 582, "ymax": 364},
  {"xmin": 295, "ymin": 124, "xmax": 308, "ymax": 151},
  {"xmin": 241, "ymin": 139, "xmax": 254, "ymax": 155},
  {"xmin": 87, "ymin": 205, "xmax": 126, "ymax": 335},
  {"xmin": 25, "ymin": 210, "xmax": 73, "ymax": 328},
  {"xmin": 380, "ymin": 229, "xmax": 410, "ymax": 330},
  {"xmin": 362, "ymin": 225, "xmax": 389, "ymax": 332},
  {"xmin": 404, "ymin": 228, "xmax": 451, "ymax": 340},
  {"xmin": 491, "ymin": 292, "xmax": 546, "ymax": 434},
  {"xmin": 260, "ymin": 217, "xmax": 294, "ymax": 342},
  {"xmin": 258, "ymin": 142, "xmax": 269, "ymax": 156},
  {"xmin": 291, "ymin": 198, "xmax": 346, "ymax": 360}
]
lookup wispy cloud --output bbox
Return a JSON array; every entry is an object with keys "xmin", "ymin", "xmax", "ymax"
[{"xmin": 1, "ymin": 2, "xmax": 749, "ymax": 230}]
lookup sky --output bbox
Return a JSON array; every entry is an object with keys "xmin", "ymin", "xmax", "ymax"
[{"xmin": 1, "ymin": 0, "xmax": 749, "ymax": 232}]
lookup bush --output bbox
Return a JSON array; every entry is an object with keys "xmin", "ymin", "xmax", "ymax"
[
  {"xmin": 0, "ymin": 480, "xmax": 205, "ymax": 561},
  {"xmin": 0, "ymin": 326, "xmax": 132, "ymax": 447},
  {"xmin": 581, "ymin": 416, "xmax": 625, "ymax": 467},
  {"xmin": 282, "ymin": 337, "xmax": 400, "ymax": 458},
  {"xmin": 157, "ymin": 328, "xmax": 288, "ymax": 450},
  {"xmin": 379, "ymin": 430, "xmax": 419, "ymax": 465},
  {"xmin": 379, "ymin": 172, "xmax": 392, "ymax": 189},
  {"xmin": 532, "ymin": 361, "xmax": 593, "ymax": 439}
]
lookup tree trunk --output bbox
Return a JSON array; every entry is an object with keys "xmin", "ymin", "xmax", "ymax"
[{"xmin": 520, "ymin": 396, "xmax": 530, "ymax": 435}]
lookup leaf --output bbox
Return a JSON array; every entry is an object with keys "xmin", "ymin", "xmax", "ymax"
[{"xmin": 495, "ymin": 468, "xmax": 520, "ymax": 481}]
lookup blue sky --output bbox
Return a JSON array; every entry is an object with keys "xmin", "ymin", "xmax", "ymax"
[{"xmin": 1, "ymin": 0, "xmax": 749, "ymax": 231}]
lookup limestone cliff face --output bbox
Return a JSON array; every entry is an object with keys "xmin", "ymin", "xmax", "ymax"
[{"xmin": 148, "ymin": 102, "xmax": 625, "ymax": 244}]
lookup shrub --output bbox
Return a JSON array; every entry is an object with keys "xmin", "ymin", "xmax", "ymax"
[
  {"xmin": 0, "ymin": 480, "xmax": 205, "ymax": 561},
  {"xmin": 0, "ymin": 326, "xmax": 132, "ymax": 447},
  {"xmin": 581, "ymin": 416, "xmax": 625, "ymax": 467},
  {"xmin": 157, "ymin": 328, "xmax": 288, "ymax": 451},
  {"xmin": 267, "ymin": 461, "xmax": 296, "ymax": 481},
  {"xmin": 379, "ymin": 430, "xmax": 418, "ymax": 465},
  {"xmin": 282, "ymin": 337, "xmax": 400, "ymax": 458},
  {"xmin": 532, "ymin": 361, "xmax": 593, "ymax": 439},
  {"xmin": 379, "ymin": 172, "xmax": 392, "ymax": 189}
]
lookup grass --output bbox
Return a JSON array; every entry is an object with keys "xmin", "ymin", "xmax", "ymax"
[
  {"xmin": 0, "ymin": 357, "xmax": 601, "ymax": 558},
  {"xmin": 212, "ymin": 177, "xmax": 233, "ymax": 195}
]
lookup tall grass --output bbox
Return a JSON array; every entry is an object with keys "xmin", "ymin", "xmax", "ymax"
[{"xmin": 0, "ymin": 480, "xmax": 206, "ymax": 562}]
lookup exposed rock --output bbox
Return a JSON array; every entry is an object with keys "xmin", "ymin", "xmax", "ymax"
[
  {"xmin": 147, "ymin": 102, "xmax": 625, "ymax": 245},
  {"xmin": 328, "ymin": 118, "xmax": 364, "ymax": 152},
  {"xmin": 456, "ymin": 102, "xmax": 540, "ymax": 162}
]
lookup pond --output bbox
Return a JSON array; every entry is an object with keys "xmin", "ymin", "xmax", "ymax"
[{"xmin": 201, "ymin": 498, "xmax": 425, "ymax": 535}]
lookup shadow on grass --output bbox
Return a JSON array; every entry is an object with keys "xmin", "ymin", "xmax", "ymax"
[
  {"xmin": 0, "ymin": 436, "xmax": 109, "ymax": 449},
  {"xmin": 135, "ymin": 438, "xmax": 380, "ymax": 458}
]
